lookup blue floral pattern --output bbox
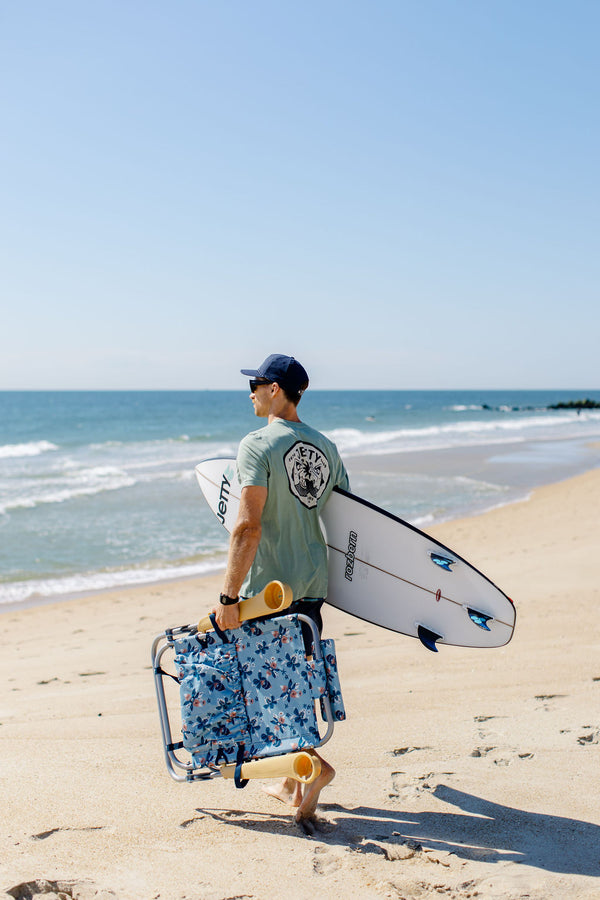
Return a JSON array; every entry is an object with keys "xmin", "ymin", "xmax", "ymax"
[{"xmin": 173, "ymin": 614, "xmax": 345, "ymax": 768}]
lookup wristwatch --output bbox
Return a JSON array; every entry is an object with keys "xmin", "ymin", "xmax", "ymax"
[{"xmin": 219, "ymin": 593, "xmax": 239, "ymax": 606}]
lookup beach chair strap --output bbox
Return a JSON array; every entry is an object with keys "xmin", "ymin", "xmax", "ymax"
[
  {"xmin": 214, "ymin": 748, "xmax": 229, "ymax": 767},
  {"xmin": 208, "ymin": 612, "xmax": 230, "ymax": 644},
  {"xmin": 155, "ymin": 666, "xmax": 180, "ymax": 685},
  {"xmin": 234, "ymin": 744, "xmax": 249, "ymax": 789}
]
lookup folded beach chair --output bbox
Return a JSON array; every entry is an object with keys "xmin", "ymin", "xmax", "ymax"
[{"xmin": 152, "ymin": 582, "xmax": 345, "ymax": 787}]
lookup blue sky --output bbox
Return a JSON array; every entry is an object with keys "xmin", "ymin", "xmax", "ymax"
[{"xmin": 2, "ymin": 1, "xmax": 598, "ymax": 390}]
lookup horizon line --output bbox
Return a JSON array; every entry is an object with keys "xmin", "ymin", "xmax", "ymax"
[{"xmin": 1, "ymin": 387, "xmax": 599, "ymax": 394}]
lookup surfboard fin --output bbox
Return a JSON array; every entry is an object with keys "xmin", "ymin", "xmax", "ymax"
[
  {"xmin": 417, "ymin": 625, "xmax": 443, "ymax": 653},
  {"xmin": 467, "ymin": 608, "xmax": 492, "ymax": 630},
  {"xmin": 429, "ymin": 552, "xmax": 456, "ymax": 572}
]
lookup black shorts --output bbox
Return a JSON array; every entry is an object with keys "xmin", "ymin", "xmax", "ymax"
[{"xmin": 289, "ymin": 598, "xmax": 324, "ymax": 654}]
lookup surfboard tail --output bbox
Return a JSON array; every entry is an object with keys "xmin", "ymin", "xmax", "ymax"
[{"xmin": 466, "ymin": 608, "xmax": 493, "ymax": 631}]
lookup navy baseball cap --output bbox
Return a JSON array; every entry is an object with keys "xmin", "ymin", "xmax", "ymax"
[{"xmin": 241, "ymin": 354, "xmax": 309, "ymax": 394}]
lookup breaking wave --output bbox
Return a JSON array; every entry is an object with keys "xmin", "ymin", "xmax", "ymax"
[{"xmin": 0, "ymin": 440, "xmax": 58, "ymax": 459}]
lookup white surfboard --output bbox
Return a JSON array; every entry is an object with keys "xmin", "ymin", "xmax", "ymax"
[{"xmin": 195, "ymin": 457, "xmax": 515, "ymax": 651}]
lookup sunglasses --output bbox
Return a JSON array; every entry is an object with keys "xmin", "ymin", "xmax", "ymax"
[{"xmin": 249, "ymin": 379, "xmax": 272, "ymax": 392}]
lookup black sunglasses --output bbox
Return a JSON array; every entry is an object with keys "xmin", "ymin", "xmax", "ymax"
[{"xmin": 249, "ymin": 379, "xmax": 272, "ymax": 392}]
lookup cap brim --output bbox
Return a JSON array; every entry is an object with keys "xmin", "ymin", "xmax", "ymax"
[{"xmin": 240, "ymin": 368, "xmax": 259, "ymax": 377}]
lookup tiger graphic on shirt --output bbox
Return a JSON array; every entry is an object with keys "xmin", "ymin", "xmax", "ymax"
[{"xmin": 283, "ymin": 441, "xmax": 330, "ymax": 509}]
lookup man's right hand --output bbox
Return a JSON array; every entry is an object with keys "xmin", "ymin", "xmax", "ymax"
[{"xmin": 214, "ymin": 601, "xmax": 241, "ymax": 632}]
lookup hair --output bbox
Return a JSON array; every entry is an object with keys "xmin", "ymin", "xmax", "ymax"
[{"xmin": 281, "ymin": 381, "xmax": 308, "ymax": 406}]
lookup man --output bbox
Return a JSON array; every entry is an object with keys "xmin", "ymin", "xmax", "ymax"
[{"xmin": 214, "ymin": 353, "xmax": 349, "ymax": 825}]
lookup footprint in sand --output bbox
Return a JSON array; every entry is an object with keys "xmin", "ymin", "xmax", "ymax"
[
  {"xmin": 4, "ymin": 880, "xmax": 117, "ymax": 899},
  {"xmin": 409, "ymin": 772, "xmax": 436, "ymax": 793},
  {"xmin": 389, "ymin": 746, "xmax": 430, "ymax": 757},
  {"xmin": 30, "ymin": 826, "xmax": 105, "ymax": 841},
  {"xmin": 473, "ymin": 714, "xmax": 503, "ymax": 743},
  {"xmin": 471, "ymin": 745, "xmax": 511, "ymax": 766},
  {"xmin": 577, "ymin": 727, "xmax": 600, "ymax": 745},
  {"xmin": 534, "ymin": 693, "xmax": 568, "ymax": 711},
  {"xmin": 471, "ymin": 746, "xmax": 535, "ymax": 766},
  {"xmin": 389, "ymin": 771, "xmax": 454, "ymax": 800},
  {"xmin": 179, "ymin": 814, "xmax": 206, "ymax": 829},
  {"xmin": 470, "ymin": 746, "xmax": 496, "ymax": 757},
  {"xmin": 472, "ymin": 716, "xmax": 536, "ymax": 767},
  {"xmin": 312, "ymin": 845, "xmax": 341, "ymax": 875}
]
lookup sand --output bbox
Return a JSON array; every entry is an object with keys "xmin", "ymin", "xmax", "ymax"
[{"xmin": 1, "ymin": 469, "xmax": 599, "ymax": 900}]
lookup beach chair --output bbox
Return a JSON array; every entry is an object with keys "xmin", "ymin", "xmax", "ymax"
[{"xmin": 152, "ymin": 582, "xmax": 345, "ymax": 787}]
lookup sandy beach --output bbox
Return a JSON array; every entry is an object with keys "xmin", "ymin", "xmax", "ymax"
[{"xmin": 1, "ymin": 468, "xmax": 599, "ymax": 900}]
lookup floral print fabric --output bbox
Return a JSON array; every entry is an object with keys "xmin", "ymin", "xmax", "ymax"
[{"xmin": 174, "ymin": 614, "xmax": 345, "ymax": 769}]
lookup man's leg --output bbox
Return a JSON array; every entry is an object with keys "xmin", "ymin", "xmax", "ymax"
[
  {"xmin": 262, "ymin": 777, "xmax": 303, "ymax": 807},
  {"xmin": 294, "ymin": 751, "xmax": 335, "ymax": 823},
  {"xmin": 263, "ymin": 601, "xmax": 332, "ymax": 816}
]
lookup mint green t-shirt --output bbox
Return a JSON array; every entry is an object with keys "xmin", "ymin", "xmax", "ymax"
[{"xmin": 237, "ymin": 418, "xmax": 349, "ymax": 600}]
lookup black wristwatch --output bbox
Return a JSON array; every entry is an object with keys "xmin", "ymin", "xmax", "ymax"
[{"xmin": 219, "ymin": 593, "xmax": 239, "ymax": 606}]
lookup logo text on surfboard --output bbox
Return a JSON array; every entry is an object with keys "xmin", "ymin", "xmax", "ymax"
[
  {"xmin": 345, "ymin": 530, "xmax": 358, "ymax": 581},
  {"xmin": 217, "ymin": 468, "xmax": 233, "ymax": 524}
]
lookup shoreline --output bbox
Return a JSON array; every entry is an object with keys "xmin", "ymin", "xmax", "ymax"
[
  {"xmin": 0, "ymin": 562, "xmax": 227, "ymax": 616},
  {"xmin": 3, "ymin": 437, "xmax": 599, "ymax": 615},
  {"xmin": 2, "ymin": 467, "xmax": 600, "ymax": 898},
  {"xmin": 4, "ymin": 388, "xmax": 600, "ymax": 615}
]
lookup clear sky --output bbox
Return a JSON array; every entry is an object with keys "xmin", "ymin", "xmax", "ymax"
[{"xmin": 2, "ymin": 1, "xmax": 598, "ymax": 390}]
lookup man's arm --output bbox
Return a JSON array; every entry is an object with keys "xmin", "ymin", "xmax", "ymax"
[{"xmin": 215, "ymin": 484, "xmax": 268, "ymax": 630}]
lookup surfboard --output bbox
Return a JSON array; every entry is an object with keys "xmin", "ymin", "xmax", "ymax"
[{"xmin": 195, "ymin": 457, "xmax": 515, "ymax": 651}]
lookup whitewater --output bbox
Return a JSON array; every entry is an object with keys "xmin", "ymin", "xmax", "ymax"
[{"xmin": 2, "ymin": 390, "xmax": 599, "ymax": 607}]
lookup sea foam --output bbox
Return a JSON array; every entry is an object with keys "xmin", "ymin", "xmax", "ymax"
[
  {"xmin": 326, "ymin": 410, "xmax": 600, "ymax": 456},
  {"xmin": 0, "ymin": 465, "xmax": 137, "ymax": 514},
  {"xmin": 0, "ymin": 440, "xmax": 58, "ymax": 459},
  {"xmin": 0, "ymin": 558, "xmax": 227, "ymax": 607}
]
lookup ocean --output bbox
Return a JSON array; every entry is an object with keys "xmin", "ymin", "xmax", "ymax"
[{"xmin": 2, "ymin": 389, "xmax": 600, "ymax": 608}]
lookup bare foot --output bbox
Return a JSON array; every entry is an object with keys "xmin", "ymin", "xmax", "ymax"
[
  {"xmin": 295, "ymin": 755, "xmax": 335, "ymax": 823},
  {"xmin": 262, "ymin": 777, "xmax": 303, "ymax": 807}
]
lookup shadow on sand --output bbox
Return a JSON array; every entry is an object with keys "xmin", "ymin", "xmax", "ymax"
[{"xmin": 195, "ymin": 784, "xmax": 600, "ymax": 877}]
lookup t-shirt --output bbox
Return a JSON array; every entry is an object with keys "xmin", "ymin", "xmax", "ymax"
[{"xmin": 237, "ymin": 418, "xmax": 349, "ymax": 600}]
